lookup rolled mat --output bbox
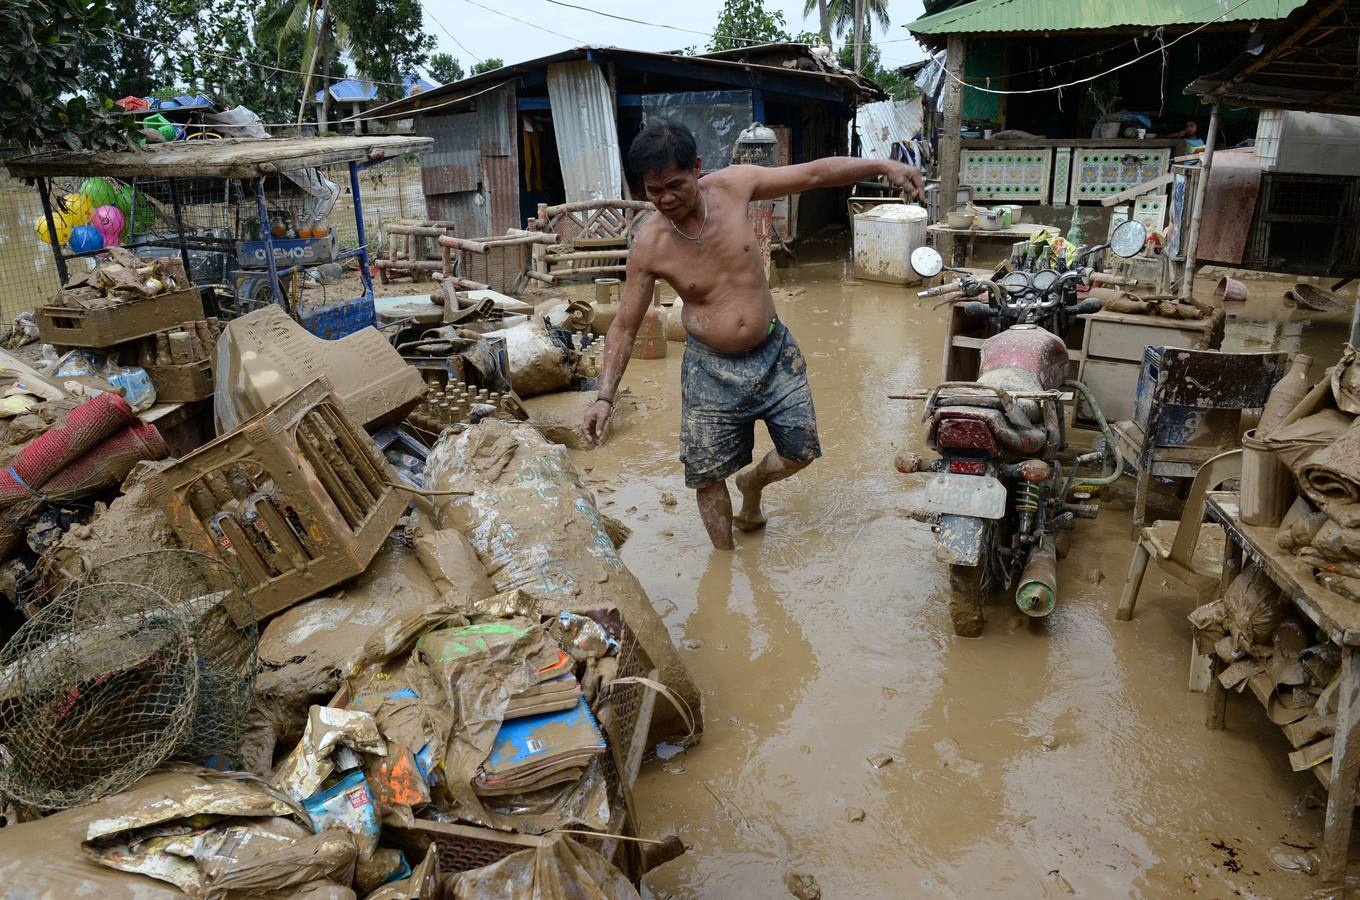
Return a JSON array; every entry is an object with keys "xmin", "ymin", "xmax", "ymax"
[
  {"xmin": 0, "ymin": 423, "xmax": 169, "ymax": 559},
  {"xmin": 0, "ymin": 393, "xmax": 138, "ymax": 507},
  {"xmin": 1297, "ymin": 420, "xmax": 1360, "ymax": 509}
]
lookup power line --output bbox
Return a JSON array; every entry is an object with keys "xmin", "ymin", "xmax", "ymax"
[
  {"xmin": 458, "ymin": 0, "xmax": 589, "ymax": 45},
  {"xmin": 106, "ymin": 28, "xmax": 409, "ymax": 87},
  {"xmin": 938, "ymin": 0, "xmax": 1255, "ymax": 96},
  {"xmin": 426, "ymin": 7, "xmax": 482, "ymax": 64},
  {"xmin": 539, "ymin": 0, "xmax": 710, "ymax": 37}
]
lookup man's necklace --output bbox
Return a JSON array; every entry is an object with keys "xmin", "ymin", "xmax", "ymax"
[{"xmin": 668, "ymin": 193, "xmax": 709, "ymax": 245}]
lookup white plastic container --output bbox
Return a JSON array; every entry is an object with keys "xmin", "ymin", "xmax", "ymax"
[{"xmin": 852, "ymin": 203, "xmax": 929, "ymax": 284}]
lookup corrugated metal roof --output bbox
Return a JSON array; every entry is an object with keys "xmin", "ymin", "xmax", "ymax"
[
  {"xmin": 909, "ymin": 0, "xmax": 1308, "ymax": 36},
  {"xmin": 318, "ymin": 76, "xmax": 436, "ymax": 103},
  {"xmin": 856, "ymin": 98, "xmax": 924, "ymax": 160},
  {"xmin": 545, "ymin": 61, "xmax": 623, "ymax": 203}
]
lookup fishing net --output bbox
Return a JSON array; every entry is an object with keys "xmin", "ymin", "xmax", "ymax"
[
  {"xmin": 0, "ymin": 581, "xmax": 199, "ymax": 810},
  {"xmin": 76, "ymin": 550, "xmax": 257, "ymax": 762}
]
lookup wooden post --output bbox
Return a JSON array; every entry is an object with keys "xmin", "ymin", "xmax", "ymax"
[
  {"xmin": 938, "ymin": 35, "xmax": 967, "ymax": 265},
  {"xmin": 1178, "ymin": 102, "xmax": 1220, "ymax": 299},
  {"xmin": 1322, "ymin": 644, "xmax": 1360, "ymax": 885},
  {"xmin": 1204, "ymin": 539, "xmax": 1240, "ymax": 730}
]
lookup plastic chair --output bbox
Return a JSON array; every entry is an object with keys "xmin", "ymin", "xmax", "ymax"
[
  {"xmin": 1115, "ymin": 348, "xmax": 1288, "ymax": 535},
  {"xmin": 1114, "ymin": 448, "xmax": 1242, "ymax": 621}
]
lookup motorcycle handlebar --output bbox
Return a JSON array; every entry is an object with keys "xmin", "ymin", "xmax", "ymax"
[
  {"xmin": 918, "ymin": 281, "xmax": 964, "ymax": 299},
  {"xmin": 1090, "ymin": 272, "xmax": 1136, "ymax": 287},
  {"xmin": 963, "ymin": 301, "xmax": 998, "ymax": 318}
]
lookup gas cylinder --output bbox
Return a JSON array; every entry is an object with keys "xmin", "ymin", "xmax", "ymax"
[{"xmin": 633, "ymin": 297, "xmax": 668, "ymax": 360}]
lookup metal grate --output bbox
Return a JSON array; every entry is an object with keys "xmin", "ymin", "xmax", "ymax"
[{"xmin": 1263, "ymin": 175, "xmax": 1349, "ymax": 220}]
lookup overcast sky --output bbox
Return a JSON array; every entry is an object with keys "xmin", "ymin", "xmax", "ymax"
[{"xmin": 420, "ymin": 0, "xmax": 930, "ymax": 79}]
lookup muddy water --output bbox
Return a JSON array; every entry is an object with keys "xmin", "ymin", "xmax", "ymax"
[{"xmin": 565, "ymin": 242, "xmax": 1352, "ymax": 899}]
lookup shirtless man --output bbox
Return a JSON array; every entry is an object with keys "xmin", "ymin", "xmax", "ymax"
[{"xmin": 583, "ymin": 120, "xmax": 922, "ymax": 550}]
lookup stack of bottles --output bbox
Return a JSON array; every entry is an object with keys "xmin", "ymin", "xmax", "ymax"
[{"xmin": 408, "ymin": 377, "xmax": 503, "ymax": 433}]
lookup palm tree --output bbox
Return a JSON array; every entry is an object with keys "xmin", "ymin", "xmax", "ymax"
[
  {"xmin": 801, "ymin": 0, "xmax": 832, "ymax": 45},
  {"xmin": 829, "ymin": 0, "xmax": 889, "ymax": 70},
  {"xmin": 257, "ymin": 0, "xmax": 352, "ymax": 126}
]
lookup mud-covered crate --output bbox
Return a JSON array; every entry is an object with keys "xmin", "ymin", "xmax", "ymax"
[
  {"xmin": 145, "ymin": 358, "xmax": 214, "ymax": 402},
  {"xmin": 37, "ymin": 286, "xmax": 206, "ymax": 348},
  {"xmin": 145, "ymin": 376, "xmax": 406, "ymax": 619}
]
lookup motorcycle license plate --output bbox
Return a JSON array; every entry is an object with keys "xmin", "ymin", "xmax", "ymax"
[{"xmin": 923, "ymin": 473, "xmax": 1006, "ymax": 519}]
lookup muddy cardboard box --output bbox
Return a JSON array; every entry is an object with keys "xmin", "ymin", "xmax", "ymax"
[{"xmin": 216, "ymin": 305, "xmax": 425, "ymax": 433}]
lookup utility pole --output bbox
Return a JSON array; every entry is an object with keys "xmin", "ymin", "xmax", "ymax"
[{"xmin": 938, "ymin": 35, "xmax": 966, "ymax": 263}]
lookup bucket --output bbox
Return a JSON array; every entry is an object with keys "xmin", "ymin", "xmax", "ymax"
[
  {"xmin": 1214, "ymin": 276, "xmax": 1248, "ymax": 303},
  {"xmin": 1240, "ymin": 428, "xmax": 1295, "ymax": 527}
]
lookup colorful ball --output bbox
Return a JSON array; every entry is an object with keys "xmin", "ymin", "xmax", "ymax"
[
  {"xmin": 128, "ymin": 193, "xmax": 155, "ymax": 235},
  {"xmin": 34, "ymin": 215, "xmax": 52, "ymax": 244},
  {"xmin": 69, "ymin": 224, "xmax": 104, "ymax": 254},
  {"xmin": 91, "ymin": 205, "xmax": 125, "ymax": 242},
  {"xmin": 60, "ymin": 193, "xmax": 92, "ymax": 225},
  {"xmin": 80, "ymin": 178, "xmax": 117, "ymax": 209},
  {"xmin": 113, "ymin": 185, "xmax": 134, "ymax": 215}
]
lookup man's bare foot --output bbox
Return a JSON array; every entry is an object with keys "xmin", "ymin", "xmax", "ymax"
[{"xmin": 733, "ymin": 468, "xmax": 767, "ymax": 532}]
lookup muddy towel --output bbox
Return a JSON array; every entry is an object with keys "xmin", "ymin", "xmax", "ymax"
[{"xmin": 424, "ymin": 420, "xmax": 702, "ymax": 745}]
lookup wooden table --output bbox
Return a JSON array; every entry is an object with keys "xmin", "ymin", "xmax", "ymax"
[
  {"xmin": 926, "ymin": 222, "xmax": 1054, "ymax": 267},
  {"xmin": 1204, "ymin": 492, "xmax": 1360, "ymax": 888}
]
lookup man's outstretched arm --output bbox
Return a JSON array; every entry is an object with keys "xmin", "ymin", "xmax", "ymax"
[{"xmin": 733, "ymin": 158, "xmax": 924, "ymax": 202}]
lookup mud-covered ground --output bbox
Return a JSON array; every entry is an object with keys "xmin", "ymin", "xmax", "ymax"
[{"xmin": 523, "ymin": 238, "xmax": 1355, "ymax": 899}]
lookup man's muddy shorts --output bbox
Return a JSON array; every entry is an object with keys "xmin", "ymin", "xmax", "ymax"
[{"xmin": 679, "ymin": 319, "xmax": 821, "ymax": 489}]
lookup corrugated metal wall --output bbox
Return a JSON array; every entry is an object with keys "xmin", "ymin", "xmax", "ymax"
[
  {"xmin": 417, "ymin": 110, "xmax": 486, "ymax": 236},
  {"xmin": 545, "ymin": 61, "xmax": 622, "ymax": 203},
  {"xmin": 416, "ymin": 83, "xmax": 519, "ymax": 237},
  {"xmin": 479, "ymin": 84, "xmax": 520, "ymax": 234},
  {"xmin": 856, "ymin": 98, "xmax": 924, "ymax": 160}
]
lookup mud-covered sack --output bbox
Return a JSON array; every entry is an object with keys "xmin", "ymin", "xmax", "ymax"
[
  {"xmin": 424, "ymin": 420, "xmax": 702, "ymax": 744},
  {"xmin": 451, "ymin": 835, "xmax": 639, "ymax": 900},
  {"xmin": 1224, "ymin": 564, "xmax": 1287, "ymax": 651},
  {"xmin": 487, "ymin": 318, "xmax": 575, "ymax": 398}
]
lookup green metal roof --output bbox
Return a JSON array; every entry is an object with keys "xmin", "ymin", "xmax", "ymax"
[{"xmin": 909, "ymin": 0, "xmax": 1308, "ymax": 37}]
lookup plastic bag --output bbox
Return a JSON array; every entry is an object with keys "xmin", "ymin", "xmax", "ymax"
[
  {"xmin": 1224, "ymin": 565, "xmax": 1287, "ymax": 651},
  {"xmin": 424, "ymin": 421, "xmax": 701, "ymax": 744},
  {"xmin": 452, "ymin": 836, "xmax": 639, "ymax": 899},
  {"xmin": 51, "ymin": 348, "xmax": 157, "ymax": 411},
  {"xmin": 302, "ymin": 770, "xmax": 381, "ymax": 860}
]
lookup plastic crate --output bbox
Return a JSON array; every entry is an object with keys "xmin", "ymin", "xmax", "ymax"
[
  {"xmin": 145, "ymin": 377, "xmax": 406, "ymax": 619},
  {"xmin": 38, "ymin": 287, "xmax": 205, "ymax": 349},
  {"xmin": 296, "ymin": 295, "xmax": 377, "ymax": 339}
]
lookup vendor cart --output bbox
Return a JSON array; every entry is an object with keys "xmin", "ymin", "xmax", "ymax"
[{"xmin": 5, "ymin": 135, "xmax": 432, "ymax": 339}]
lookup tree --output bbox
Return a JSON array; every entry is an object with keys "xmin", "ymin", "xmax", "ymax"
[
  {"xmin": 428, "ymin": 52, "xmax": 463, "ymax": 84},
  {"xmin": 470, "ymin": 58, "xmax": 503, "ymax": 75},
  {"xmin": 330, "ymin": 0, "xmax": 432, "ymax": 100},
  {"xmin": 709, "ymin": 0, "xmax": 789, "ymax": 52},
  {"xmin": 836, "ymin": 40, "xmax": 917, "ymax": 101},
  {"xmin": 829, "ymin": 0, "xmax": 889, "ymax": 40},
  {"xmin": 0, "ymin": 0, "xmax": 132, "ymax": 150},
  {"xmin": 801, "ymin": 0, "xmax": 830, "ymax": 45}
]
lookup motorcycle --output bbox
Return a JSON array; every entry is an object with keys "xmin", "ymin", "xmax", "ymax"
[{"xmin": 894, "ymin": 219, "xmax": 1148, "ymax": 636}]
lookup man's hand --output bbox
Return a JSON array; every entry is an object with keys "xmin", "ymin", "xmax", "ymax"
[
  {"xmin": 583, "ymin": 399, "xmax": 612, "ymax": 447},
  {"xmin": 883, "ymin": 160, "xmax": 926, "ymax": 204}
]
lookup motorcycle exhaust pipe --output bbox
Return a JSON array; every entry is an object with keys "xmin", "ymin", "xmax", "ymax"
[{"xmin": 1015, "ymin": 535, "xmax": 1057, "ymax": 618}]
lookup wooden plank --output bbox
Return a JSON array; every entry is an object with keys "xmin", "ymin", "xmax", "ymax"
[
  {"xmin": 5, "ymin": 135, "xmax": 432, "ymax": 179},
  {"xmin": 1099, "ymin": 173, "xmax": 1175, "ymax": 206}
]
